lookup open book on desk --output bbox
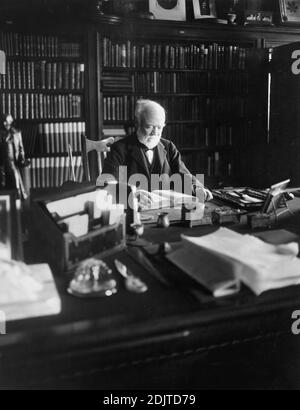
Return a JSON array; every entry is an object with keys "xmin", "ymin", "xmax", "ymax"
[
  {"xmin": 137, "ymin": 189, "xmax": 198, "ymax": 211},
  {"xmin": 166, "ymin": 228, "xmax": 300, "ymax": 296}
]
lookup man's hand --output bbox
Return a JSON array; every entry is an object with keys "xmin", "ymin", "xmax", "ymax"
[
  {"xmin": 204, "ymin": 188, "xmax": 213, "ymax": 201},
  {"xmin": 194, "ymin": 186, "xmax": 213, "ymax": 202}
]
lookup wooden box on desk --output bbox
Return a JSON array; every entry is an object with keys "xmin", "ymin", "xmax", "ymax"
[{"xmin": 28, "ymin": 185, "xmax": 126, "ymax": 274}]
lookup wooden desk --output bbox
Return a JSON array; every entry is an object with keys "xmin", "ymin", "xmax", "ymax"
[{"xmin": 1, "ymin": 200, "xmax": 300, "ymax": 389}]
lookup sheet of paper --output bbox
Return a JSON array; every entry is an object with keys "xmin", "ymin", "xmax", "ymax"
[
  {"xmin": 138, "ymin": 189, "xmax": 198, "ymax": 210},
  {"xmin": 109, "ymin": 204, "xmax": 124, "ymax": 225},
  {"xmin": 137, "ymin": 189, "xmax": 171, "ymax": 210},
  {"xmin": 153, "ymin": 190, "xmax": 197, "ymax": 202},
  {"xmin": 63, "ymin": 214, "xmax": 89, "ymax": 237},
  {"xmin": 46, "ymin": 197, "xmax": 85, "ymax": 218}
]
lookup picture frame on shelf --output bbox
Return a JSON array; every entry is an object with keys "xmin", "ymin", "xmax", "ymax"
[
  {"xmin": 149, "ymin": 0, "xmax": 186, "ymax": 21},
  {"xmin": 0, "ymin": 194, "xmax": 12, "ymax": 260},
  {"xmin": 279, "ymin": 0, "xmax": 300, "ymax": 24},
  {"xmin": 192, "ymin": 0, "xmax": 217, "ymax": 19}
]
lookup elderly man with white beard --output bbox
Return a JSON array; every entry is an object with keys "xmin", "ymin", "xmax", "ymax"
[{"xmin": 101, "ymin": 99, "xmax": 212, "ymax": 206}]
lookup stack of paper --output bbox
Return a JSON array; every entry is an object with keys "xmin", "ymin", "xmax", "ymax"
[
  {"xmin": 0, "ymin": 260, "xmax": 61, "ymax": 321},
  {"xmin": 167, "ymin": 228, "xmax": 300, "ymax": 296},
  {"xmin": 137, "ymin": 189, "xmax": 198, "ymax": 210}
]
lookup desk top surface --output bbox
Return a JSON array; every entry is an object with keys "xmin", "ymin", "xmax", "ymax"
[
  {"xmin": 1, "ymin": 198, "xmax": 300, "ymax": 388},
  {"xmin": 2, "ymin": 198, "xmax": 300, "ymax": 348}
]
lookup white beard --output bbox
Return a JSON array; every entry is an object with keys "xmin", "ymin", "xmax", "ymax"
[{"xmin": 137, "ymin": 132, "xmax": 161, "ymax": 150}]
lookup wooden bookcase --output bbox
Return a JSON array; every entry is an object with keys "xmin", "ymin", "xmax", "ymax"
[
  {"xmin": 94, "ymin": 18, "xmax": 269, "ymax": 188},
  {"xmin": 268, "ymin": 41, "xmax": 300, "ymax": 187},
  {"xmin": 0, "ymin": 29, "xmax": 87, "ymax": 189},
  {"xmin": 1, "ymin": 12, "xmax": 300, "ymax": 190}
]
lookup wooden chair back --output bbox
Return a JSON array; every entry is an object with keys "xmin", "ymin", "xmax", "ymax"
[{"xmin": 81, "ymin": 135, "xmax": 115, "ymax": 181}]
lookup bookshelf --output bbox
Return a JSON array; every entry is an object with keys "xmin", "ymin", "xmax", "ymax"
[
  {"xmin": 0, "ymin": 30, "xmax": 86, "ymax": 189},
  {"xmin": 2, "ymin": 11, "xmax": 300, "ymax": 190},
  {"xmin": 97, "ymin": 28, "xmax": 267, "ymax": 188},
  {"xmin": 268, "ymin": 42, "xmax": 300, "ymax": 187}
]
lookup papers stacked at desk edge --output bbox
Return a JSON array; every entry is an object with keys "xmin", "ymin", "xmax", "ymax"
[
  {"xmin": 0, "ymin": 261, "xmax": 61, "ymax": 321},
  {"xmin": 167, "ymin": 228, "xmax": 300, "ymax": 296}
]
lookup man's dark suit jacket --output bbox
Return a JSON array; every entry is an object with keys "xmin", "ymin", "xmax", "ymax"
[{"xmin": 101, "ymin": 134, "xmax": 203, "ymax": 192}]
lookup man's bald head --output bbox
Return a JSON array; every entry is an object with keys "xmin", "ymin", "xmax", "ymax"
[{"xmin": 135, "ymin": 100, "xmax": 166, "ymax": 126}]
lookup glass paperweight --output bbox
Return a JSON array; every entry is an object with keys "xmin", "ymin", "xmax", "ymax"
[{"xmin": 67, "ymin": 258, "xmax": 118, "ymax": 298}]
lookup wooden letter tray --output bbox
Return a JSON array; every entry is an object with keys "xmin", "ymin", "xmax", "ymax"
[{"xmin": 28, "ymin": 185, "xmax": 126, "ymax": 274}]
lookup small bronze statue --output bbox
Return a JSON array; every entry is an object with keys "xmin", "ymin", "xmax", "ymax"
[{"xmin": 0, "ymin": 114, "xmax": 28, "ymax": 200}]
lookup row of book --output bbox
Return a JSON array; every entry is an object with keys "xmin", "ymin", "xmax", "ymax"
[
  {"xmin": 164, "ymin": 124, "xmax": 234, "ymax": 148},
  {"xmin": 22, "ymin": 121, "xmax": 86, "ymax": 156},
  {"xmin": 103, "ymin": 95, "xmax": 247, "ymax": 121},
  {"xmin": 102, "ymin": 38, "xmax": 249, "ymax": 70},
  {"xmin": 181, "ymin": 150, "xmax": 233, "ymax": 178},
  {"xmin": 156, "ymin": 95, "xmax": 247, "ymax": 120},
  {"xmin": 28, "ymin": 156, "xmax": 83, "ymax": 188},
  {"xmin": 0, "ymin": 61, "xmax": 85, "ymax": 90},
  {"xmin": 101, "ymin": 72, "xmax": 132, "ymax": 92},
  {"xmin": 103, "ymin": 95, "xmax": 137, "ymax": 122},
  {"xmin": 102, "ymin": 71, "xmax": 250, "ymax": 94},
  {"xmin": 0, "ymin": 93, "xmax": 83, "ymax": 120},
  {"xmin": 0, "ymin": 32, "xmax": 82, "ymax": 58},
  {"xmin": 27, "ymin": 151, "xmax": 231, "ymax": 189}
]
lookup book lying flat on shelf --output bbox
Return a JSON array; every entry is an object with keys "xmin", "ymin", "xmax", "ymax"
[
  {"xmin": 167, "ymin": 228, "xmax": 300, "ymax": 296},
  {"xmin": 102, "ymin": 125, "xmax": 126, "ymax": 138}
]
